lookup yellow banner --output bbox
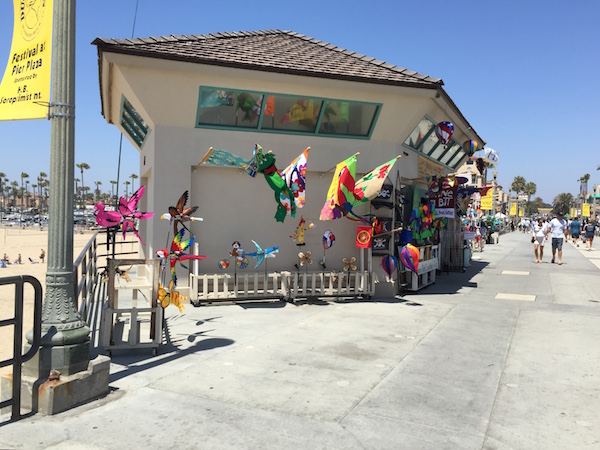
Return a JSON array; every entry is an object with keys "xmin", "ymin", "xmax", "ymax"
[
  {"xmin": 480, "ymin": 189, "xmax": 493, "ymax": 210},
  {"xmin": 510, "ymin": 203, "xmax": 516, "ymax": 215},
  {"xmin": 582, "ymin": 204, "xmax": 590, "ymax": 217},
  {"xmin": 0, "ymin": 0, "xmax": 53, "ymax": 120}
]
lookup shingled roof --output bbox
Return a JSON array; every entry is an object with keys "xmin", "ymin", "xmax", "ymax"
[{"xmin": 92, "ymin": 29, "xmax": 443, "ymax": 90}]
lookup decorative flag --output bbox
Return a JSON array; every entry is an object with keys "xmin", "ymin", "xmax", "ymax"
[
  {"xmin": 255, "ymin": 144, "xmax": 295, "ymax": 222},
  {"xmin": 356, "ymin": 226, "xmax": 372, "ymax": 248},
  {"xmin": 320, "ymin": 153, "xmax": 358, "ymax": 221},
  {"xmin": 352, "ymin": 156, "xmax": 401, "ymax": 207},
  {"xmin": 196, "ymin": 147, "xmax": 255, "ymax": 173},
  {"xmin": 280, "ymin": 147, "xmax": 309, "ymax": 213},
  {"xmin": 476, "ymin": 157, "xmax": 485, "ymax": 175},
  {"xmin": 264, "ymin": 96, "xmax": 275, "ymax": 116}
]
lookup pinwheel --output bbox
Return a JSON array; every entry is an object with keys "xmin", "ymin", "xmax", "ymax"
[
  {"xmin": 320, "ymin": 229, "xmax": 336, "ymax": 268},
  {"xmin": 118, "ymin": 186, "xmax": 154, "ymax": 243},
  {"xmin": 298, "ymin": 251, "xmax": 313, "ymax": 266},
  {"xmin": 381, "ymin": 255, "xmax": 398, "ymax": 278},
  {"xmin": 343, "ymin": 256, "xmax": 357, "ymax": 271},
  {"xmin": 218, "ymin": 241, "xmax": 247, "ymax": 271},
  {"xmin": 400, "ymin": 244, "xmax": 419, "ymax": 274},
  {"xmin": 161, "ymin": 190, "xmax": 202, "ymax": 236},
  {"xmin": 245, "ymin": 240, "xmax": 279, "ymax": 269},
  {"xmin": 156, "ymin": 228, "xmax": 209, "ymax": 286}
]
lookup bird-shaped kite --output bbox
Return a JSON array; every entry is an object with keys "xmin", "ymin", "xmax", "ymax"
[
  {"xmin": 161, "ymin": 191, "xmax": 202, "ymax": 236},
  {"xmin": 155, "ymin": 228, "xmax": 208, "ymax": 286},
  {"xmin": 244, "ymin": 240, "xmax": 279, "ymax": 269}
]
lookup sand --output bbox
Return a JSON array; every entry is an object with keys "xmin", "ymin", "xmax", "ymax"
[{"xmin": 0, "ymin": 227, "xmax": 135, "ymax": 375}]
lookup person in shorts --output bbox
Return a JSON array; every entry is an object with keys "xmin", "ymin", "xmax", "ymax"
[
  {"xmin": 531, "ymin": 218, "xmax": 548, "ymax": 263},
  {"xmin": 570, "ymin": 216, "xmax": 581, "ymax": 246},
  {"xmin": 583, "ymin": 219, "xmax": 596, "ymax": 251},
  {"xmin": 546, "ymin": 212, "xmax": 568, "ymax": 265}
]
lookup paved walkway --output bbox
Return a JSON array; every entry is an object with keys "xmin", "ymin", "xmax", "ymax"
[{"xmin": 2, "ymin": 232, "xmax": 600, "ymax": 449}]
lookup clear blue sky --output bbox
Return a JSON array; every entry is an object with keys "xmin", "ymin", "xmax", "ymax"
[{"xmin": 1, "ymin": 0, "xmax": 599, "ymax": 203}]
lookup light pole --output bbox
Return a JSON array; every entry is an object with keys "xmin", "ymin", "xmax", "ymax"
[{"xmin": 492, "ymin": 170, "xmax": 498, "ymax": 217}]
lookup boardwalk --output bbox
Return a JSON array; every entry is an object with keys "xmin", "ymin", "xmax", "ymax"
[{"xmin": 2, "ymin": 232, "xmax": 600, "ymax": 449}]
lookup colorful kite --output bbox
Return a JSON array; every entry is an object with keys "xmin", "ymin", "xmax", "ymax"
[
  {"xmin": 155, "ymin": 228, "xmax": 209, "ymax": 286},
  {"xmin": 280, "ymin": 147, "xmax": 309, "ymax": 214},
  {"xmin": 195, "ymin": 147, "xmax": 257, "ymax": 176},
  {"xmin": 381, "ymin": 255, "xmax": 398, "ymax": 278},
  {"xmin": 320, "ymin": 153, "xmax": 360, "ymax": 221},
  {"xmin": 400, "ymin": 244, "xmax": 419, "ymax": 274},
  {"xmin": 255, "ymin": 144, "xmax": 295, "ymax": 222},
  {"xmin": 352, "ymin": 156, "xmax": 401, "ymax": 208}
]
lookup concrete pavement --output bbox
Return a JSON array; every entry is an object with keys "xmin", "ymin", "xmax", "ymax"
[{"xmin": 2, "ymin": 231, "xmax": 600, "ymax": 449}]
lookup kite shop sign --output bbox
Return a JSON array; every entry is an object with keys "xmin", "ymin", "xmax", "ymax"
[{"xmin": 432, "ymin": 186, "xmax": 456, "ymax": 218}]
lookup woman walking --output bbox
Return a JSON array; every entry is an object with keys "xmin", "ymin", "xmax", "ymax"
[
  {"xmin": 532, "ymin": 218, "xmax": 548, "ymax": 263},
  {"xmin": 583, "ymin": 219, "xmax": 596, "ymax": 251}
]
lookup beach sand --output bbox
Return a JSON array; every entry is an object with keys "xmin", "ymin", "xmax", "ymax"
[{"xmin": 0, "ymin": 227, "xmax": 137, "ymax": 375}]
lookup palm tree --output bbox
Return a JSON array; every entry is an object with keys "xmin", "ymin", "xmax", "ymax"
[
  {"xmin": 580, "ymin": 173, "xmax": 590, "ymax": 200},
  {"xmin": 11, "ymin": 181, "xmax": 18, "ymax": 207},
  {"xmin": 0, "ymin": 172, "xmax": 5, "ymax": 221},
  {"xmin": 76, "ymin": 162, "xmax": 90, "ymax": 208},
  {"xmin": 130, "ymin": 173, "xmax": 138, "ymax": 192},
  {"xmin": 110, "ymin": 180, "xmax": 117, "ymax": 204},
  {"xmin": 123, "ymin": 180, "xmax": 131, "ymax": 198},
  {"xmin": 20, "ymin": 172, "xmax": 29, "ymax": 210},
  {"xmin": 94, "ymin": 181, "xmax": 102, "ymax": 202},
  {"xmin": 523, "ymin": 182, "xmax": 537, "ymax": 215},
  {"xmin": 511, "ymin": 176, "xmax": 526, "ymax": 218},
  {"xmin": 553, "ymin": 193, "xmax": 574, "ymax": 215}
]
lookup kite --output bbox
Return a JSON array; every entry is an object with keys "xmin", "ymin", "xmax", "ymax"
[
  {"xmin": 255, "ymin": 144, "xmax": 295, "ymax": 222},
  {"xmin": 400, "ymin": 244, "xmax": 419, "ymax": 274},
  {"xmin": 280, "ymin": 147, "xmax": 310, "ymax": 214},
  {"xmin": 482, "ymin": 148, "xmax": 499, "ymax": 167},
  {"xmin": 161, "ymin": 191, "xmax": 202, "ymax": 236},
  {"xmin": 245, "ymin": 240, "xmax": 279, "ymax": 269},
  {"xmin": 435, "ymin": 121, "xmax": 454, "ymax": 146},
  {"xmin": 195, "ymin": 147, "xmax": 257, "ymax": 176},
  {"xmin": 320, "ymin": 153, "xmax": 361, "ymax": 221},
  {"xmin": 155, "ymin": 228, "xmax": 209, "ymax": 286},
  {"xmin": 352, "ymin": 156, "xmax": 401, "ymax": 208},
  {"xmin": 381, "ymin": 255, "xmax": 398, "ymax": 278}
]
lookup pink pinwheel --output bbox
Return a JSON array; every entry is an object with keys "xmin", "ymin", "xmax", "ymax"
[{"xmin": 94, "ymin": 203, "xmax": 122, "ymax": 228}]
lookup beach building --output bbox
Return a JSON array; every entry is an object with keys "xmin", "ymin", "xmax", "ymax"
[{"xmin": 92, "ymin": 30, "xmax": 484, "ymax": 298}]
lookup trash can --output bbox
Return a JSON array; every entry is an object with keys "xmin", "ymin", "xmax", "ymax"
[{"xmin": 463, "ymin": 246, "xmax": 471, "ymax": 268}]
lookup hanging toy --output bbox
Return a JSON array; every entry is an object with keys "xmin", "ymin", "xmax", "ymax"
[{"xmin": 381, "ymin": 255, "xmax": 398, "ymax": 278}]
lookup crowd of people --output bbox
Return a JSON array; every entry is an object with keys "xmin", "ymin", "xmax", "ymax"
[
  {"xmin": 521, "ymin": 213, "xmax": 597, "ymax": 265},
  {"xmin": 0, "ymin": 249, "xmax": 45, "ymax": 268}
]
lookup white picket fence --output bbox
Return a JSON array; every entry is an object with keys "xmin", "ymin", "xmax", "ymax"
[{"xmin": 189, "ymin": 270, "xmax": 377, "ymax": 305}]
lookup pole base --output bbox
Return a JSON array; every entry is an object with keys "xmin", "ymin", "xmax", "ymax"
[{"xmin": 1, "ymin": 356, "xmax": 110, "ymax": 416}]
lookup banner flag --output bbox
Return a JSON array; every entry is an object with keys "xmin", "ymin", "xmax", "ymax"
[{"xmin": 0, "ymin": 0, "xmax": 54, "ymax": 121}]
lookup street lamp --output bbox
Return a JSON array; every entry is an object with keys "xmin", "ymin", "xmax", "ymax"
[{"xmin": 492, "ymin": 170, "xmax": 498, "ymax": 217}]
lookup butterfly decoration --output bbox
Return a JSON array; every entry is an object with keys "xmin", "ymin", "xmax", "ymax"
[
  {"xmin": 343, "ymin": 256, "xmax": 357, "ymax": 271},
  {"xmin": 298, "ymin": 251, "xmax": 313, "ymax": 266},
  {"xmin": 158, "ymin": 280, "xmax": 186, "ymax": 313},
  {"xmin": 116, "ymin": 266, "xmax": 133, "ymax": 283}
]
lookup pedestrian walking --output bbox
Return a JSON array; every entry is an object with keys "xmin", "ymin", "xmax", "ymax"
[
  {"xmin": 570, "ymin": 216, "xmax": 581, "ymax": 246},
  {"xmin": 583, "ymin": 219, "xmax": 596, "ymax": 251},
  {"xmin": 546, "ymin": 211, "xmax": 568, "ymax": 265},
  {"xmin": 532, "ymin": 218, "xmax": 548, "ymax": 263}
]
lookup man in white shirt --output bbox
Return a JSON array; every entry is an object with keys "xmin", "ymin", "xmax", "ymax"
[{"xmin": 546, "ymin": 212, "xmax": 568, "ymax": 265}]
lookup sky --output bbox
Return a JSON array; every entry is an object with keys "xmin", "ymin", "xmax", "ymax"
[{"xmin": 1, "ymin": 0, "xmax": 599, "ymax": 204}]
